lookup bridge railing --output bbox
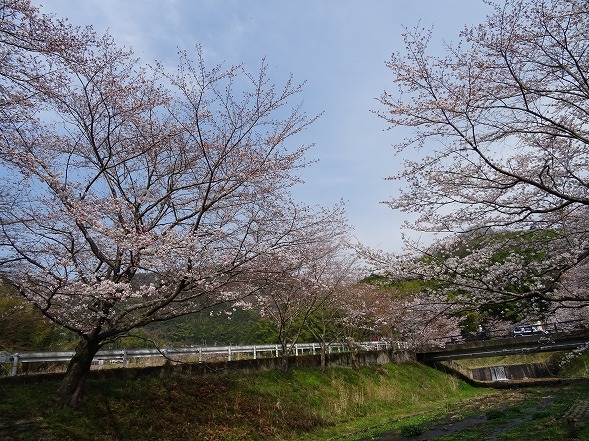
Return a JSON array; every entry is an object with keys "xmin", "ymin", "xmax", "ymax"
[{"xmin": 0, "ymin": 340, "xmax": 411, "ymax": 377}]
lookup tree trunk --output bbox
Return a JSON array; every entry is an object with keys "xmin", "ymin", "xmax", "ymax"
[
  {"xmin": 57, "ymin": 337, "xmax": 101, "ymax": 407},
  {"xmin": 280, "ymin": 346, "xmax": 290, "ymax": 372},
  {"xmin": 319, "ymin": 341, "xmax": 327, "ymax": 372},
  {"xmin": 346, "ymin": 339, "xmax": 359, "ymax": 369}
]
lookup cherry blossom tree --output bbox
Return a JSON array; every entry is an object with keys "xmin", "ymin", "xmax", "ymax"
[
  {"xmin": 371, "ymin": 0, "xmax": 589, "ymax": 317},
  {"xmin": 384, "ymin": 292, "xmax": 462, "ymax": 347},
  {"xmin": 309, "ymin": 282, "xmax": 392, "ymax": 369},
  {"xmin": 337, "ymin": 277, "xmax": 461, "ymax": 348},
  {"xmin": 0, "ymin": 1, "xmax": 348, "ymax": 406},
  {"xmin": 304, "ymin": 304, "xmax": 343, "ymax": 371},
  {"xmin": 253, "ymin": 228, "xmax": 354, "ymax": 371}
]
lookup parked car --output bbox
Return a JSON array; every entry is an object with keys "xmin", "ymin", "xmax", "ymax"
[{"xmin": 512, "ymin": 324, "xmax": 549, "ymax": 337}]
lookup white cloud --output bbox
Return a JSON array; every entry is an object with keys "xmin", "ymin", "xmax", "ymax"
[{"xmin": 33, "ymin": 0, "xmax": 490, "ymax": 253}]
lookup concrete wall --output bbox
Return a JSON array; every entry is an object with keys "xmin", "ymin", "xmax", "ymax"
[
  {"xmin": 435, "ymin": 359, "xmax": 558, "ymax": 386},
  {"xmin": 0, "ymin": 349, "xmax": 416, "ymax": 385},
  {"xmin": 86, "ymin": 348, "xmax": 417, "ymax": 380},
  {"xmin": 470, "ymin": 363, "xmax": 555, "ymax": 382}
]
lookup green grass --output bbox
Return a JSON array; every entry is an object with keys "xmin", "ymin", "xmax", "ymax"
[
  {"xmin": 374, "ymin": 383, "xmax": 589, "ymax": 441},
  {"xmin": 454, "ymin": 352, "xmax": 561, "ymax": 369},
  {"xmin": 559, "ymin": 351, "xmax": 589, "ymax": 378},
  {"xmin": 485, "ymin": 406, "xmax": 523, "ymax": 422},
  {"xmin": 0, "ymin": 362, "xmax": 485, "ymax": 441},
  {"xmin": 2, "ymin": 356, "xmax": 589, "ymax": 441}
]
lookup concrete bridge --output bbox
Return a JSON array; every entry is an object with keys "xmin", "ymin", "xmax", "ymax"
[{"xmin": 416, "ymin": 329, "xmax": 589, "ymax": 363}]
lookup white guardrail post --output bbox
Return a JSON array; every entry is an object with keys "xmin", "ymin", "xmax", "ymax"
[{"xmin": 11, "ymin": 353, "xmax": 19, "ymax": 376}]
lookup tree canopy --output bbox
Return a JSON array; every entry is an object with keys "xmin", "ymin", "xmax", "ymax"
[
  {"xmin": 364, "ymin": 0, "xmax": 589, "ymax": 319},
  {"xmin": 0, "ymin": 0, "xmax": 350, "ymax": 405}
]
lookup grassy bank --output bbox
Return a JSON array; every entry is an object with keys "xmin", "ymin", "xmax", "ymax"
[
  {"xmin": 3, "ymin": 353, "xmax": 589, "ymax": 441},
  {"xmin": 353, "ymin": 352, "xmax": 589, "ymax": 441},
  {"xmin": 559, "ymin": 350, "xmax": 589, "ymax": 378},
  {"xmin": 453, "ymin": 352, "xmax": 561, "ymax": 369},
  {"xmin": 0, "ymin": 362, "xmax": 486, "ymax": 441}
]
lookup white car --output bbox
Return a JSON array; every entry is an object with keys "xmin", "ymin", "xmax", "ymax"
[{"xmin": 512, "ymin": 324, "xmax": 548, "ymax": 337}]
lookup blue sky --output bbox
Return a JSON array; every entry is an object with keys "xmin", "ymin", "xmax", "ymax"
[{"xmin": 34, "ymin": 0, "xmax": 490, "ymax": 253}]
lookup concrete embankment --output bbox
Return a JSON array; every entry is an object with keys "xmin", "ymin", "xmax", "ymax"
[
  {"xmin": 470, "ymin": 362, "xmax": 556, "ymax": 381},
  {"xmin": 435, "ymin": 359, "xmax": 565, "ymax": 387},
  {"xmin": 1, "ymin": 348, "xmax": 416, "ymax": 383}
]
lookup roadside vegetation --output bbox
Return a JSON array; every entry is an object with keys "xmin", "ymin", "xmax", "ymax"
[
  {"xmin": 2, "ymin": 353, "xmax": 589, "ymax": 440},
  {"xmin": 350, "ymin": 352, "xmax": 589, "ymax": 441},
  {"xmin": 0, "ymin": 362, "xmax": 485, "ymax": 440}
]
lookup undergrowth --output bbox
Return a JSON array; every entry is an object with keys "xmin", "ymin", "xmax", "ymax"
[
  {"xmin": 559, "ymin": 351, "xmax": 589, "ymax": 378},
  {"xmin": 0, "ymin": 362, "xmax": 484, "ymax": 441},
  {"xmin": 3, "ymin": 358, "xmax": 589, "ymax": 440}
]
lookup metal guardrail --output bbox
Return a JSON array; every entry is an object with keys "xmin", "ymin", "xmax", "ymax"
[{"xmin": 1, "ymin": 340, "xmax": 411, "ymax": 376}]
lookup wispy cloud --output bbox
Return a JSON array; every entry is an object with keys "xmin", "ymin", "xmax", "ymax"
[{"xmin": 32, "ymin": 0, "xmax": 490, "ymax": 253}]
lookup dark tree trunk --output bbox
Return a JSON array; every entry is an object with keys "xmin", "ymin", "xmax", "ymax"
[
  {"xmin": 319, "ymin": 341, "xmax": 327, "ymax": 372},
  {"xmin": 346, "ymin": 340, "xmax": 359, "ymax": 369},
  {"xmin": 57, "ymin": 337, "xmax": 101, "ymax": 407},
  {"xmin": 280, "ymin": 345, "xmax": 290, "ymax": 372}
]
